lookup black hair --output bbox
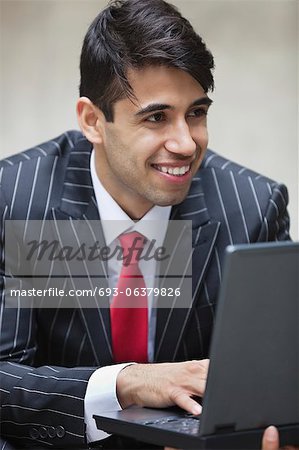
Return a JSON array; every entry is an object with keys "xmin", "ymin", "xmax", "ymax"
[{"xmin": 79, "ymin": 0, "xmax": 214, "ymax": 121}]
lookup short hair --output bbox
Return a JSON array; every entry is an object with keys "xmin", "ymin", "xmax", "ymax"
[{"xmin": 79, "ymin": 0, "xmax": 214, "ymax": 122}]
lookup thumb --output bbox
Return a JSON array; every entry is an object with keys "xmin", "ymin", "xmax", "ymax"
[{"xmin": 262, "ymin": 426, "xmax": 280, "ymax": 450}]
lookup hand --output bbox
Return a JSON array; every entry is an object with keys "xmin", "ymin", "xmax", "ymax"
[
  {"xmin": 116, "ymin": 359, "xmax": 209, "ymax": 415},
  {"xmin": 262, "ymin": 426, "xmax": 299, "ymax": 450},
  {"xmin": 262, "ymin": 426, "xmax": 280, "ymax": 450}
]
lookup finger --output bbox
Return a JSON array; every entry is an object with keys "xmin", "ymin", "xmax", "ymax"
[
  {"xmin": 171, "ymin": 391, "xmax": 202, "ymax": 415},
  {"xmin": 262, "ymin": 426, "xmax": 279, "ymax": 450}
]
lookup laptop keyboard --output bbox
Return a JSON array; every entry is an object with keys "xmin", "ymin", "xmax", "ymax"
[{"xmin": 137, "ymin": 413, "xmax": 201, "ymax": 435}]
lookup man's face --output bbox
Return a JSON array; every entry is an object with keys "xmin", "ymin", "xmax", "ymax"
[{"xmin": 94, "ymin": 65, "xmax": 212, "ymax": 219}]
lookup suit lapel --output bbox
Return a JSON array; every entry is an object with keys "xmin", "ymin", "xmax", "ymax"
[
  {"xmin": 49, "ymin": 136, "xmax": 113, "ymax": 366},
  {"xmin": 155, "ymin": 176, "xmax": 220, "ymax": 362}
]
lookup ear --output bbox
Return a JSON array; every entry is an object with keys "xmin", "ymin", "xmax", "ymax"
[{"xmin": 76, "ymin": 97, "xmax": 105, "ymax": 145}]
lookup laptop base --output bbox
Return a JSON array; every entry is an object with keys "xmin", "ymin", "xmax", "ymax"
[{"xmin": 94, "ymin": 407, "xmax": 299, "ymax": 449}]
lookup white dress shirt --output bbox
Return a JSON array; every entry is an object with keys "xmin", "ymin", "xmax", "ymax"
[{"xmin": 84, "ymin": 150, "xmax": 171, "ymax": 443}]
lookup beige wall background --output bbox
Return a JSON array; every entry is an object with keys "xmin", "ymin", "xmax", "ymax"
[{"xmin": 0, "ymin": 0, "xmax": 298, "ymax": 238}]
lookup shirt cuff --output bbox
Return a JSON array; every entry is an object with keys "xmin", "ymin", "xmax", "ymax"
[{"xmin": 84, "ymin": 363, "xmax": 135, "ymax": 443}]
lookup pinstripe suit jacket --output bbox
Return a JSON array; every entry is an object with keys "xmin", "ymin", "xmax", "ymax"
[{"xmin": 0, "ymin": 130, "xmax": 290, "ymax": 448}]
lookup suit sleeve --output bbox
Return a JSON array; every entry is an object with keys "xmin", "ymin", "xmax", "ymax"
[
  {"xmin": 256, "ymin": 183, "xmax": 291, "ymax": 242},
  {"xmin": 0, "ymin": 191, "xmax": 95, "ymax": 448}
]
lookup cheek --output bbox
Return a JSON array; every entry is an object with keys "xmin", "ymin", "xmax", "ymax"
[
  {"xmin": 193, "ymin": 124, "xmax": 209, "ymax": 149},
  {"xmin": 202, "ymin": 129, "xmax": 209, "ymax": 148},
  {"xmin": 131, "ymin": 132, "xmax": 164, "ymax": 162}
]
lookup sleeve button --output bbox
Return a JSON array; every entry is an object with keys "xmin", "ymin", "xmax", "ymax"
[
  {"xmin": 48, "ymin": 426, "xmax": 56, "ymax": 438},
  {"xmin": 56, "ymin": 425, "xmax": 66, "ymax": 438},
  {"xmin": 29, "ymin": 427, "xmax": 39, "ymax": 440},
  {"xmin": 39, "ymin": 426, "xmax": 48, "ymax": 439}
]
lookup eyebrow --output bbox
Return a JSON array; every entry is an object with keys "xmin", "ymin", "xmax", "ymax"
[
  {"xmin": 191, "ymin": 97, "xmax": 213, "ymax": 108},
  {"xmin": 135, "ymin": 96, "xmax": 213, "ymax": 117}
]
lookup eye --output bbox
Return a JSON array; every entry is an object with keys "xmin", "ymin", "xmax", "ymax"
[
  {"xmin": 146, "ymin": 112, "xmax": 166, "ymax": 123},
  {"xmin": 188, "ymin": 108, "xmax": 208, "ymax": 118}
]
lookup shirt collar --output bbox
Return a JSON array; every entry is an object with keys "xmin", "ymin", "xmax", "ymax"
[{"xmin": 90, "ymin": 150, "xmax": 171, "ymax": 247}]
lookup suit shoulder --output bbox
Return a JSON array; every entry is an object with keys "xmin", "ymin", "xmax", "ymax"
[
  {"xmin": 0, "ymin": 130, "xmax": 84, "ymax": 169},
  {"xmin": 201, "ymin": 149, "xmax": 279, "ymax": 186}
]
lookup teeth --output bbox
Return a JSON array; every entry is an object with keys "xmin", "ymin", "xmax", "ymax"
[{"xmin": 155, "ymin": 165, "xmax": 190, "ymax": 176}]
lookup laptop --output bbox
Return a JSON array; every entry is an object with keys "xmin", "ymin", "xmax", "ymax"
[{"xmin": 94, "ymin": 241, "xmax": 299, "ymax": 449}]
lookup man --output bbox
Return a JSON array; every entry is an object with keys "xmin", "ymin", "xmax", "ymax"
[{"xmin": 0, "ymin": 0, "xmax": 292, "ymax": 448}]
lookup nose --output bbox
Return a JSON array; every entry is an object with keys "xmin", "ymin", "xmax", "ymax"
[{"xmin": 164, "ymin": 120, "xmax": 197, "ymax": 157}]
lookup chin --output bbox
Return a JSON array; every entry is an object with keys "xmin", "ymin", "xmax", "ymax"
[{"xmin": 153, "ymin": 194, "xmax": 188, "ymax": 207}]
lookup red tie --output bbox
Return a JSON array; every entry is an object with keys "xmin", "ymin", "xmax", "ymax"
[{"xmin": 110, "ymin": 232, "xmax": 148, "ymax": 363}]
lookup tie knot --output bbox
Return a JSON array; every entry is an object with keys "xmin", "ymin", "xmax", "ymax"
[{"xmin": 118, "ymin": 231, "xmax": 146, "ymax": 266}]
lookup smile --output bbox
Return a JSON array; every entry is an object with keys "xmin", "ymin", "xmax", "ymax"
[{"xmin": 153, "ymin": 164, "xmax": 190, "ymax": 176}]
